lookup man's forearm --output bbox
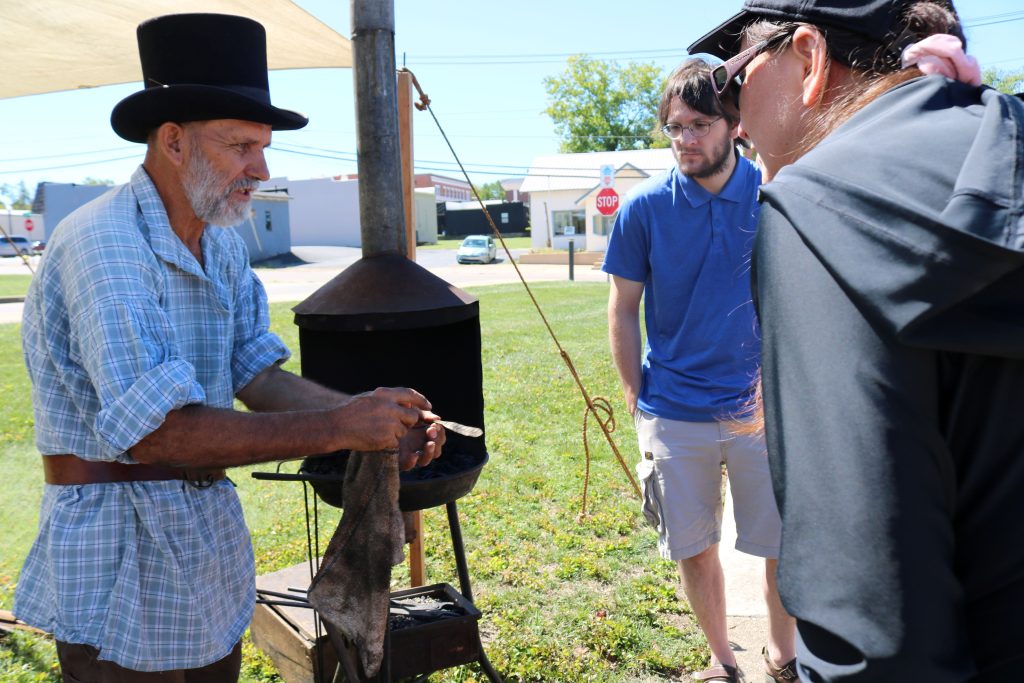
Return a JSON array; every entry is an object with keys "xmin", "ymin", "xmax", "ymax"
[
  {"xmin": 608, "ymin": 277, "xmax": 645, "ymax": 414},
  {"xmin": 130, "ymin": 404, "xmax": 348, "ymax": 469},
  {"xmin": 237, "ymin": 364, "xmax": 348, "ymax": 412},
  {"xmin": 609, "ymin": 319, "xmax": 643, "ymax": 413},
  {"xmin": 131, "ymin": 368, "xmax": 434, "ymax": 469}
]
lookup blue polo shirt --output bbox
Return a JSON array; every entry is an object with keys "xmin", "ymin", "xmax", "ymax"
[{"xmin": 602, "ymin": 157, "xmax": 762, "ymax": 422}]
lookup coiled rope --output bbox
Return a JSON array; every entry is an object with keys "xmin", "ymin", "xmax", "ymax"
[{"xmin": 400, "ymin": 68, "xmax": 641, "ymax": 518}]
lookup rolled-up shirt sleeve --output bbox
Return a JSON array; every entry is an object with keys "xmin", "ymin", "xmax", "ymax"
[
  {"xmin": 78, "ymin": 296, "xmax": 207, "ymax": 458},
  {"xmin": 230, "ymin": 269, "xmax": 290, "ymax": 394},
  {"xmin": 52, "ymin": 220, "xmax": 207, "ymax": 460}
]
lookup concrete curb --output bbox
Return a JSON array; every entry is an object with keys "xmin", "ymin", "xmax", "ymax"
[
  {"xmin": 721, "ymin": 486, "xmax": 770, "ymax": 680},
  {"xmin": 517, "ymin": 251, "xmax": 604, "ymax": 265}
]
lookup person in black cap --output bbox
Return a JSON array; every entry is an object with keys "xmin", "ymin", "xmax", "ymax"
[
  {"xmin": 689, "ymin": 1, "xmax": 1024, "ymax": 682},
  {"xmin": 15, "ymin": 13, "xmax": 445, "ymax": 681}
]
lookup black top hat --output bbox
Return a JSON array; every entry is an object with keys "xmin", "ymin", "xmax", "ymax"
[{"xmin": 111, "ymin": 13, "xmax": 308, "ymax": 143}]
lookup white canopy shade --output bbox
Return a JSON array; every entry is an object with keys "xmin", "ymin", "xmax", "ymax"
[{"xmin": 4, "ymin": 0, "xmax": 351, "ymax": 100}]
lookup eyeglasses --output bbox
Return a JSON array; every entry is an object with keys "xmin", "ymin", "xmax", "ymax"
[
  {"xmin": 660, "ymin": 117, "xmax": 721, "ymax": 140},
  {"xmin": 711, "ymin": 30, "xmax": 794, "ymax": 97}
]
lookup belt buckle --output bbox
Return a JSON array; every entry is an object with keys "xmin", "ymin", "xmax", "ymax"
[{"xmin": 185, "ymin": 470, "xmax": 216, "ymax": 489}]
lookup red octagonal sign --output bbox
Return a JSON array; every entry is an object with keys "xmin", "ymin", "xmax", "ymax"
[{"xmin": 596, "ymin": 187, "xmax": 620, "ymax": 216}]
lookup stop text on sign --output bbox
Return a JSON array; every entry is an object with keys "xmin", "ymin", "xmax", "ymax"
[{"xmin": 596, "ymin": 187, "xmax": 620, "ymax": 216}]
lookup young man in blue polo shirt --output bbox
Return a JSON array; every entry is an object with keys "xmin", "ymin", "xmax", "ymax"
[{"xmin": 603, "ymin": 59, "xmax": 797, "ymax": 683}]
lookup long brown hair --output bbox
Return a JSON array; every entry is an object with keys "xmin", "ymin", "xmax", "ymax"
[
  {"xmin": 732, "ymin": 1, "xmax": 966, "ymax": 437},
  {"xmin": 744, "ymin": 2, "xmax": 965, "ymax": 155}
]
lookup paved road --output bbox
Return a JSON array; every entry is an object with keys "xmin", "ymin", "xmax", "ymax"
[{"xmin": 0, "ymin": 247, "xmax": 608, "ymax": 324}]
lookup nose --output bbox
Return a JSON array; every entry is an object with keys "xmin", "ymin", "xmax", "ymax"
[
  {"xmin": 680, "ymin": 128, "xmax": 701, "ymax": 144},
  {"xmin": 248, "ymin": 149, "xmax": 270, "ymax": 182}
]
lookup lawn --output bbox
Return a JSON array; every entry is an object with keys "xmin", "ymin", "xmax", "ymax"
[
  {"xmin": 0, "ymin": 281, "xmax": 707, "ymax": 682},
  {"xmin": 0, "ymin": 275, "xmax": 32, "ymax": 298}
]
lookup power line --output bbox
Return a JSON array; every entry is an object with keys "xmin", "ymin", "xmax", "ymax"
[
  {"xmin": 273, "ymin": 141, "xmax": 663, "ymax": 172},
  {"xmin": 983, "ymin": 55, "xmax": 1024, "ymax": 66},
  {"xmin": 401, "ymin": 15, "xmax": 1024, "ymax": 65},
  {"xmin": 963, "ymin": 10, "xmax": 1024, "ymax": 26},
  {"xmin": 1, "ymin": 154, "xmax": 141, "ymax": 175},
  {"xmin": 408, "ymin": 47, "xmax": 690, "ymax": 60},
  {"xmin": 0, "ymin": 146, "xmax": 138, "ymax": 164},
  {"xmin": 408, "ymin": 54, "xmax": 685, "ymax": 66},
  {"xmin": 272, "ymin": 145, "xmax": 669, "ymax": 180},
  {"xmin": 397, "ymin": 12, "xmax": 1024, "ymax": 66}
]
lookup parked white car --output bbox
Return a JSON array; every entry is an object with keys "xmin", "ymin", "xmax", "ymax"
[
  {"xmin": 456, "ymin": 235, "xmax": 497, "ymax": 264},
  {"xmin": 0, "ymin": 235, "xmax": 31, "ymax": 257}
]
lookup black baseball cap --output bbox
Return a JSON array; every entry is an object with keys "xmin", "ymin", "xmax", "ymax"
[{"xmin": 687, "ymin": 0, "xmax": 918, "ymax": 60}]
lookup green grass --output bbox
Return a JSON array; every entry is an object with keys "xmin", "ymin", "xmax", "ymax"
[
  {"xmin": 419, "ymin": 236, "xmax": 532, "ymax": 251},
  {"xmin": 0, "ymin": 275, "xmax": 31, "ymax": 298},
  {"xmin": 0, "ymin": 282, "xmax": 706, "ymax": 682}
]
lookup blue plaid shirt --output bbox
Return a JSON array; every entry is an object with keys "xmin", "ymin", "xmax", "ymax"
[{"xmin": 15, "ymin": 167, "xmax": 290, "ymax": 671}]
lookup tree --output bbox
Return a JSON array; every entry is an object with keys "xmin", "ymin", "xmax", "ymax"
[
  {"xmin": 81, "ymin": 177, "xmax": 115, "ymax": 186},
  {"xmin": 0, "ymin": 181, "xmax": 32, "ymax": 210},
  {"xmin": 544, "ymin": 56, "xmax": 669, "ymax": 153},
  {"xmin": 474, "ymin": 181, "xmax": 505, "ymax": 200},
  {"xmin": 982, "ymin": 67, "xmax": 1024, "ymax": 95}
]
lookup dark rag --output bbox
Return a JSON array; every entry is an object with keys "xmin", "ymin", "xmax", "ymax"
[{"xmin": 306, "ymin": 450, "xmax": 405, "ymax": 677}]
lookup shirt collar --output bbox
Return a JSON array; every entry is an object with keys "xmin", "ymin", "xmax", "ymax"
[
  {"xmin": 673, "ymin": 150, "xmax": 749, "ymax": 207},
  {"xmin": 130, "ymin": 166, "xmax": 208, "ymax": 280}
]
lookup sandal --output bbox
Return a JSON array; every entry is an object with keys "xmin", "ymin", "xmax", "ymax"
[
  {"xmin": 694, "ymin": 663, "xmax": 743, "ymax": 682},
  {"xmin": 763, "ymin": 646, "xmax": 800, "ymax": 682}
]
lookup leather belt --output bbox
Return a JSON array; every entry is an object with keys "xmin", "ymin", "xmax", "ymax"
[{"xmin": 43, "ymin": 454, "xmax": 226, "ymax": 487}]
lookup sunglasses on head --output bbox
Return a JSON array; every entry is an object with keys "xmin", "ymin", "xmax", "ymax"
[{"xmin": 711, "ymin": 29, "xmax": 795, "ymax": 97}]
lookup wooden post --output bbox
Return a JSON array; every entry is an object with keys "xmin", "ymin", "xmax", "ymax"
[
  {"xmin": 407, "ymin": 510, "xmax": 426, "ymax": 588},
  {"xmin": 398, "ymin": 70, "xmax": 416, "ymax": 260},
  {"xmin": 397, "ymin": 69, "xmax": 426, "ymax": 587}
]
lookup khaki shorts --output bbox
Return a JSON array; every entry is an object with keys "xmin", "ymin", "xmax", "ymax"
[{"xmin": 634, "ymin": 409, "xmax": 781, "ymax": 561}]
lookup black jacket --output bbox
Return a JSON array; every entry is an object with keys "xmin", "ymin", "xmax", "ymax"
[{"xmin": 754, "ymin": 76, "xmax": 1024, "ymax": 682}]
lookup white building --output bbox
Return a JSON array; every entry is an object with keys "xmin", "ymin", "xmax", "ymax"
[
  {"xmin": 520, "ymin": 149, "xmax": 674, "ymax": 252},
  {"xmin": 0, "ymin": 210, "xmax": 45, "ymax": 241},
  {"xmin": 19, "ymin": 183, "xmax": 292, "ymax": 262},
  {"xmin": 265, "ymin": 176, "xmax": 438, "ymax": 247}
]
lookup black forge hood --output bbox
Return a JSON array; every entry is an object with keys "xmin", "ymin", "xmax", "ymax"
[{"xmin": 759, "ymin": 77, "xmax": 1024, "ymax": 358}]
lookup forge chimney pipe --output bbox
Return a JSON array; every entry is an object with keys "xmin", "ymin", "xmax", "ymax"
[{"xmin": 351, "ymin": 0, "xmax": 406, "ymax": 257}]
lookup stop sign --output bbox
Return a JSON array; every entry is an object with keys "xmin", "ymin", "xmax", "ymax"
[
  {"xmin": 596, "ymin": 187, "xmax": 620, "ymax": 216},
  {"xmin": 24, "ymin": 218, "xmax": 34, "ymax": 232}
]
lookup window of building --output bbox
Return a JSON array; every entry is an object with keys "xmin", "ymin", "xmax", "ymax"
[
  {"xmin": 552, "ymin": 209, "xmax": 585, "ymax": 236},
  {"xmin": 264, "ymin": 210, "xmax": 273, "ymax": 231},
  {"xmin": 592, "ymin": 214, "xmax": 614, "ymax": 236}
]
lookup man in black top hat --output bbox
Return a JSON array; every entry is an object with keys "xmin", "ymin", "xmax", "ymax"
[{"xmin": 15, "ymin": 13, "xmax": 445, "ymax": 680}]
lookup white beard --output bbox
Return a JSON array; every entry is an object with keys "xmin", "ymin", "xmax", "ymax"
[{"xmin": 183, "ymin": 141, "xmax": 257, "ymax": 227}]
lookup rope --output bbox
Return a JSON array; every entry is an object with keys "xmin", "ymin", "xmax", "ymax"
[
  {"xmin": 0, "ymin": 221, "xmax": 34, "ymax": 274},
  {"xmin": 400, "ymin": 69, "xmax": 641, "ymax": 518}
]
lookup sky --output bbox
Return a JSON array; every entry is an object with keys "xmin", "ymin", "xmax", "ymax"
[{"xmin": 2, "ymin": 0, "xmax": 1023, "ymax": 202}]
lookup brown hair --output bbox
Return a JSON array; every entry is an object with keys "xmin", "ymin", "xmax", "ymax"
[
  {"xmin": 657, "ymin": 58, "xmax": 741, "ymax": 131},
  {"xmin": 748, "ymin": 2, "xmax": 965, "ymax": 154},
  {"xmin": 732, "ymin": 1, "xmax": 965, "ymax": 437}
]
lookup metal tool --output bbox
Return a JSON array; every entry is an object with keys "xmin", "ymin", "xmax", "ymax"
[{"xmin": 430, "ymin": 420, "xmax": 483, "ymax": 438}]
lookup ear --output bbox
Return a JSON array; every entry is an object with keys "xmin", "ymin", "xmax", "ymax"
[
  {"xmin": 737, "ymin": 121, "xmax": 751, "ymax": 144},
  {"xmin": 726, "ymin": 118, "xmax": 741, "ymax": 141},
  {"xmin": 790, "ymin": 25, "xmax": 830, "ymax": 108},
  {"xmin": 155, "ymin": 122, "xmax": 188, "ymax": 166}
]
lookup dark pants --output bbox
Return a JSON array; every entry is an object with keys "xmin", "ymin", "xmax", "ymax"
[{"xmin": 55, "ymin": 641, "xmax": 241, "ymax": 683}]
